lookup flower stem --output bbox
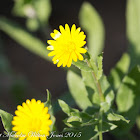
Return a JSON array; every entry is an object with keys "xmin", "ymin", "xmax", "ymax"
[
  {"xmin": 99, "ymin": 110, "xmax": 103, "ymax": 140},
  {"xmin": 86, "ymin": 59, "xmax": 104, "ymax": 140},
  {"xmin": 86, "ymin": 60, "xmax": 105, "ymax": 102},
  {"xmin": 91, "ymin": 71, "xmax": 105, "ymax": 102}
]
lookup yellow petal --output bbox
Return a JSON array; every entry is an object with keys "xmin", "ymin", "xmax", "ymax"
[
  {"xmin": 37, "ymin": 100, "xmax": 41, "ymax": 104},
  {"xmin": 67, "ymin": 57, "xmax": 72, "ymax": 67},
  {"xmin": 77, "ymin": 48, "xmax": 87, "ymax": 53},
  {"xmin": 79, "ymin": 41, "xmax": 86, "ymax": 47},
  {"xmin": 62, "ymin": 55, "xmax": 68, "ymax": 67},
  {"xmin": 31, "ymin": 99, "xmax": 36, "ymax": 104},
  {"xmin": 26, "ymin": 137, "xmax": 32, "ymax": 140},
  {"xmin": 48, "ymin": 51, "xmax": 56, "ymax": 56},
  {"xmin": 40, "ymin": 136, "xmax": 46, "ymax": 140},
  {"xmin": 78, "ymin": 31, "xmax": 86, "ymax": 40},
  {"xmin": 71, "ymin": 52, "xmax": 77, "ymax": 62},
  {"xmin": 53, "ymin": 60, "xmax": 59, "ymax": 64},
  {"xmin": 47, "ymin": 46, "xmax": 54, "ymax": 50},
  {"xmin": 57, "ymin": 60, "xmax": 63, "ymax": 67},
  {"xmin": 43, "ymin": 107, "xmax": 48, "ymax": 114},
  {"xmin": 47, "ymin": 40, "xmax": 56, "ymax": 46},
  {"xmin": 71, "ymin": 24, "xmax": 76, "ymax": 35},
  {"xmin": 75, "ymin": 27, "xmax": 81, "ymax": 34},
  {"xmin": 26, "ymin": 99, "xmax": 30, "ymax": 105},
  {"xmin": 59, "ymin": 25, "xmax": 65, "ymax": 34},
  {"xmin": 13, "ymin": 126, "xmax": 18, "ymax": 131},
  {"xmin": 17, "ymin": 105, "xmax": 23, "ymax": 111},
  {"xmin": 19, "ymin": 136, "xmax": 26, "ymax": 140},
  {"xmin": 65, "ymin": 24, "xmax": 70, "ymax": 34},
  {"xmin": 51, "ymin": 29, "xmax": 61, "ymax": 40},
  {"xmin": 52, "ymin": 52, "xmax": 64, "ymax": 61},
  {"xmin": 47, "ymin": 120, "xmax": 53, "ymax": 125},
  {"xmin": 75, "ymin": 52, "xmax": 84, "ymax": 60}
]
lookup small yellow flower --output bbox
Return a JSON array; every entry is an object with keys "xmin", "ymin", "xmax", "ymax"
[
  {"xmin": 12, "ymin": 99, "xmax": 52, "ymax": 140},
  {"xmin": 47, "ymin": 24, "xmax": 87, "ymax": 67}
]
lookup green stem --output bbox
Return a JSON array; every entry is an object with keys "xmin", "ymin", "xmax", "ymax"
[
  {"xmin": 91, "ymin": 71, "xmax": 104, "ymax": 102},
  {"xmin": 99, "ymin": 111, "xmax": 103, "ymax": 140},
  {"xmin": 87, "ymin": 60, "xmax": 105, "ymax": 102},
  {"xmin": 87, "ymin": 59, "xmax": 104, "ymax": 140}
]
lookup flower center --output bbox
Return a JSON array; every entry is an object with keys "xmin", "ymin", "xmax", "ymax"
[
  {"xmin": 65, "ymin": 41, "xmax": 76, "ymax": 53},
  {"xmin": 30, "ymin": 117, "xmax": 42, "ymax": 132}
]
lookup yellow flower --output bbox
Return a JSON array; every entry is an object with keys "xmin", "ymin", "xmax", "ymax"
[
  {"xmin": 12, "ymin": 99, "xmax": 52, "ymax": 140},
  {"xmin": 47, "ymin": 24, "xmax": 87, "ymax": 67}
]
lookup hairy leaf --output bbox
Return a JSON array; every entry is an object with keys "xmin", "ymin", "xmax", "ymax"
[
  {"xmin": 0, "ymin": 17, "xmax": 51, "ymax": 62},
  {"xmin": 127, "ymin": 0, "xmax": 140, "ymax": 69},
  {"xmin": 107, "ymin": 112, "xmax": 129, "ymax": 123},
  {"xmin": 58, "ymin": 99, "xmax": 79, "ymax": 116},
  {"xmin": 108, "ymin": 53, "xmax": 130, "ymax": 93},
  {"xmin": 0, "ymin": 109, "xmax": 13, "ymax": 133},
  {"xmin": 79, "ymin": 2, "xmax": 105, "ymax": 59},
  {"xmin": 67, "ymin": 70, "xmax": 92, "ymax": 110},
  {"xmin": 113, "ymin": 66, "xmax": 140, "ymax": 135},
  {"xmin": 72, "ymin": 60, "xmax": 93, "ymax": 72},
  {"xmin": 97, "ymin": 54, "xmax": 103, "ymax": 80}
]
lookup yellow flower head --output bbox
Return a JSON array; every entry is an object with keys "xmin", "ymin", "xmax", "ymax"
[
  {"xmin": 47, "ymin": 24, "xmax": 87, "ymax": 67},
  {"xmin": 12, "ymin": 99, "xmax": 52, "ymax": 140}
]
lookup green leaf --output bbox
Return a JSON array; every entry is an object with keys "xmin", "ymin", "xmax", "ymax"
[
  {"xmin": 101, "ymin": 121, "xmax": 117, "ymax": 132},
  {"xmin": 66, "ymin": 116, "xmax": 81, "ymax": 123},
  {"xmin": 70, "ymin": 112, "xmax": 93, "ymax": 123},
  {"xmin": 52, "ymin": 91, "xmax": 76, "ymax": 114},
  {"xmin": 62, "ymin": 125, "xmax": 97, "ymax": 140},
  {"xmin": 94, "ymin": 121, "xmax": 117, "ymax": 133},
  {"xmin": 97, "ymin": 54, "xmax": 103, "ymax": 80},
  {"xmin": 81, "ymin": 70, "xmax": 100, "ymax": 106},
  {"xmin": 100, "ymin": 102, "xmax": 110, "ymax": 113},
  {"xmin": 62, "ymin": 106, "xmax": 96, "ymax": 128},
  {"xmin": 99, "ymin": 76, "xmax": 115, "ymax": 112},
  {"xmin": 113, "ymin": 66, "xmax": 140, "ymax": 135},
  {"xmin": 100, "ymin": 75, "xmax": 115, "ymax": 106},
  {"xmin": 9, "ymin": 137, "xmax": 17, "ymax": 140},
  {"xmin": 79, "ymin": 2, "xmax": 105, "ymax": 59},
  {"xmin": 72, "ymin": 60, "xmax": 93, "ymax": 72},
  {"xmin": 13, "ymin": 0, "xmax": 52, "ymax": 27},
  {"xmin": 108, "ymin": 53, "xmax": 130, "ymax": 93},
  {"xmin": 12, "ymin": 0, "xmax": 27, "ymax": 17},
  {"xmin": 63, "ymin": 110, "xmax": 96, "ymax": 128},
  {"xmin": 58, "ymin": 99, "xmax": 79, "ymax": 116},
  {"xmin": 107, "ymin": 112, "xmax": 129, "ymax": 123},
  {"xmin": 0, "ymin": 17, "xmax": 51, "ymax": 62},
  {"xmin": 82, "ymin": 69, "xmax": 114, "ymax": 109},
  {"xmin": 89, "ymin": 133, "xmax": 99, "ymax": 140},
  {"xmin": 0, "ymin": 109, "xmax": 13, "ymax": 132},
  {"xmin": 26, "ymin": 18, "xmax": 39, "ymax": 31},
  {"xmin": 68, "ymin": 111, "xmax": 94, "ymax": 126},
  {"xmin": 48, "ymin": 108, "xmax": 56, "ymax": 131},
  {"xmin": 33, "ymin": 0, "xmax": 52, "ymax": 25},
  {"xmin": 127, "ymin": 0, "xmax": 140, "ymax": 69},
  {"xmin": 64, "ymin": 116, "xmax": 82, "ymax": 128},
  {"xmin": 67, "ymin": 70, "xmax": 93, "ymax": 110},
  {"xmin": 44, "ymin": 89, "xmax": 52, "ymax": 109},
  {"xmin": 44, "ymin": 90, "xmax": 55, "ymax": 131},
  {"xmin": 64, "ymin": 117, "xmax": 97, "ymax": 128},
  {"xmin": 89, "ymin": 58, "xmax": 98, "ymax": 75},
  {"xmin": 116, "ymin": 66, "xmax": 140, "ymax": 112}
]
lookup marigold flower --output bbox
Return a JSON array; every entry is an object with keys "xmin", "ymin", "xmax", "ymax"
[
  {"xmin": 12, "ymin": 99, "xmax": 52, "ymax": 140},
  {"xmin": 47, "ymin": 24, "xmax": 87, "ymax": 67}
]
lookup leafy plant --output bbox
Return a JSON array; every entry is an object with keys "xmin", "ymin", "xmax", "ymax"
[{"xmin": 0, "ymin": 0, "xmax": 140, "ymax": 140}]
